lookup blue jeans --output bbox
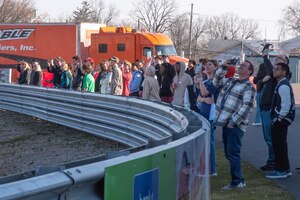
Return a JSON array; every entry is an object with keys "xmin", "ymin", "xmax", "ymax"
[
  {"xmin": 260, "ymin": 110, "xmax": 275, "ymax": 164},
  {"xmin": 222, "ymin": 126, "xmax": 244, "ymax": 186},
  {"xmin": 210, "ymin": 120, "xmax": 216, "ymax": 174},
  {"xmin": 254, "ymin": 92, "xmax": 261, "ymax": 123}
]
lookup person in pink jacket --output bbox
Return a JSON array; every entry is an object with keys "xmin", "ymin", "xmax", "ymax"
[{"xmin": 122, "ymin": 60, "xmax": 132, "ymax": 96}]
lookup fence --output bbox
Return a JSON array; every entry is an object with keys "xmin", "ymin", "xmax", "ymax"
[{"xmin": 0, "ymin": 83, "xmax": 210, "ymax": 200}]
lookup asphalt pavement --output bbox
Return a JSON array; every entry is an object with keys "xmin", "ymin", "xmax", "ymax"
[{"xmin": 215, "ymin": 107, "xmax": 300, "ymax": 199}]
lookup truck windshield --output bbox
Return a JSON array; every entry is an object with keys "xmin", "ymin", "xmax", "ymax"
[{"xmin": 155, "ymin": 45, "xmax": 177, "ymax": 56}]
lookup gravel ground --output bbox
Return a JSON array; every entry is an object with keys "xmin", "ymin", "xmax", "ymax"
[{"xmin": 0, "ymin": 109, "xmax": 127, "ymax": 176}]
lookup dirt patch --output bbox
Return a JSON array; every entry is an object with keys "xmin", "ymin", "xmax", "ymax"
[{"xmin": 0, "ymin": 109, "xmax": 127, "ymax": 176}]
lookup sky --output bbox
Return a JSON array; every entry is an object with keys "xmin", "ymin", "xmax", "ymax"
[{"xmin": 34, "ymin": 0, "xmax": 296, "ymax": 40}]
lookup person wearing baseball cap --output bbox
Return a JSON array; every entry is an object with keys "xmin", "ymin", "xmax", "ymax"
[
  {"xmin": 109, "ymin": 56, "xmax": 122, "ymax": 95},
  {"xmin": 110, "ymin": 56, "xmax": 119, "ymax": 64},
  {"xmin": 85, "ymin": 57, "xmax": 94, "ymax": 64},
  {"xmin": 84, "ymin": 57, "xmax": 95, "ymax": 76}
]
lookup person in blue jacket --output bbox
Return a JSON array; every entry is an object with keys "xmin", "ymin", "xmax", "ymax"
[{"xmin": 129, "ymin": 63, "xmax": 143, "ymax": 97}]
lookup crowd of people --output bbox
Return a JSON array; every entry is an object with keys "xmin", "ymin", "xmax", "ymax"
[{"xmin": 16, "ymin": 50, "xmax": 297, "ymax": 189}]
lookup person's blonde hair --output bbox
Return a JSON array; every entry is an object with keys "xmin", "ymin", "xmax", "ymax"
[
  {"xmin": 124, "ymin": 60, "xmax": 132, "ymax": 69},
  {"xmin": 61, "ymin": 62, "xmax": 68, "ymax": 71},
  {"xmin": 21, "ymin": 61, "xmax": 30, "ymax": 70},
  {"xmin": 33, "ymin": 62, "xmax": 42, "ymax": 71}
]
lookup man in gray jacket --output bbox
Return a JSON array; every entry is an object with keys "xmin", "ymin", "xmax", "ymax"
[{"xmin": 110, "ymin": 56, "xmax": 123, "ymax": 95}]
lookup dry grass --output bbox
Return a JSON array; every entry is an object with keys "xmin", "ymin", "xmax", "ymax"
[{"xmin": 211, "ymin": 150, "xmax": 295, "ymax": 200}]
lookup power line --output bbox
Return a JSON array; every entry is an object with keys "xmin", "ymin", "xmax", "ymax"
[{"xmin": 180, "ymin": 11, "xmax": 278, "ymax": 23}]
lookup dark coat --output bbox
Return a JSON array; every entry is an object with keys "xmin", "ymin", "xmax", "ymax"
[
  {"xmin": 253, "ymin": 63, "xmax": 267, "ymax": 93},
  {"xmin": 32, "ymin": 71, "xmax": 43, "ymax": 86},
  {"xmin": 72, "ymin": 67, "xmax": 84, "ymax": 91},
  {"xmin": 18, "ymin": 68, "xmax": 31, "ymax": 85},
  {"xmin": 260, "ymin": 56, "xmax": 277, "ymax": 110},
  {"xmin": 160, "ymin": 63, "xmax": 175, "ymax": 97},
  {"xmin": 47, "ymin": 65, "xmax": 62, "ymax": 87}
]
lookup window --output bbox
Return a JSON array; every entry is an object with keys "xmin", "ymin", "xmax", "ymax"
[
  {"xmin": 117, "ymin": 43, "xmax": 126, "ymax": 51},
  {"xmin": 155, "ymin": 45, "xmax": 177, "ymax": 56},
  {"xmin": 143, "ymin": 47, "xmax": 153, "ymax": 58},
  {"xmin": 98, "ymin": 44, "xmax": 107, "ymax": 53}
]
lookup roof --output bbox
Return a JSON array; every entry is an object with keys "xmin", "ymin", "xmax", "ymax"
[
  {"xmin": 207, "ymin": 39, "xmax": 262, "ymax": 57},
  {"xmin": 142, "ymin": 33, "xmax": 173, "ymax": 45},
  {"xmin": 279, "ymin": 36, "xmax": 300, "ymax": 54},
  {"xmin": 207, "ymin": 39, "xmax": 240, "ymax": 53}
]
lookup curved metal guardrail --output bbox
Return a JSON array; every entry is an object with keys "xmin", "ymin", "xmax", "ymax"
[
  {"xmin": 0, "ymin": 83, "xmax": 189, "ymax": 148},
  {"xmin": 0, "ymin": 83, "xmax": 210, "ymax": 200}
]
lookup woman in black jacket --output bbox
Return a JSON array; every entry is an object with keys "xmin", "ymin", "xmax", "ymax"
[{"xmin": 18, "ymin": 61, "xmax": 31, "ymax": 85}]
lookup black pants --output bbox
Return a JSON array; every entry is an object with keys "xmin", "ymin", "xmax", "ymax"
[
  {"xmin": 129, "ymin": 91, "xmax": 139, "ymax": 97},
  {"xmin": 271, "ymin": 119, "xmax": 290, "ymax": 171}
]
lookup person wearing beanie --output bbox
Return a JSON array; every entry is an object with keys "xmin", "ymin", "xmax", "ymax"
[
  {"xmin": 258, "ymin": 49, "xmax": 290, "ymax": 172},
  {"xmin": 142, "ymin": 66, "xmax": 161, "ymax": 101}
]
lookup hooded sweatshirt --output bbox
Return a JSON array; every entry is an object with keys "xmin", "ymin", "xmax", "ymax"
[
  {"xmin": 172, "ymin": 62, "xmax": 193, "ymax": 106},
  {"xmin": 142, "ymin": 66, "xmax": 161, "ymax": 101}
]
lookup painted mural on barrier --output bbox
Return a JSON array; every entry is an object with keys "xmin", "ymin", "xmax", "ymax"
[
  {"xmin": 0, "ymin": 69, "xmax": 11, "ymax": 83},
  {"xmin": 176, "ymin": 134, "xmax": 208, "ymax": 200},
  {"xmin": 104, "ymin": 148, "xmax": 176, "ymax": 200},
  {"xmin": 104, "ymin": 133, "xmax": 208, "ymax": 200}
]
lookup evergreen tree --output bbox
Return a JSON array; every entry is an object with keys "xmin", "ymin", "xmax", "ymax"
[{"xmin": 72, "ymin": 1, "xmax": 95, "ymax": 22}]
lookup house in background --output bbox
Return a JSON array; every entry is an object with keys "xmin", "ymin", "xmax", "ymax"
[
  {"xmin": 206, "ymin": 39, "xmax": 263, "ymax": 61},
  {"xmin": 206, "ymin": 39, "xmax": 300, "ymax": 83},
  {"xmin": 279, "ymin": 36, "xmax": 300, "ymax": 56}
]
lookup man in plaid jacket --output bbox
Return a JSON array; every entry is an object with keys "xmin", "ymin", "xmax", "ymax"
[{"xmin": 213, "ymin": 60, "xmax": 255, "ymax": 190}]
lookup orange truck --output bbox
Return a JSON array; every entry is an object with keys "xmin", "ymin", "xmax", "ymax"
[
  {"xmin": 0, "ymin": 24, "xmax": 187, "ymax": 84},
  {"xmin": 0, "ymin": 23, "xmax": 105, "ymax": 83},
  {"xmin": 89, "ymin": 26, "xmax": 188, "ymax": 65}
]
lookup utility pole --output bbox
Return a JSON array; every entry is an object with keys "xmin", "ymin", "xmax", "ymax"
[{"xmin": 188, "ymin": 3, "xmax": 193, "ymax": 59}]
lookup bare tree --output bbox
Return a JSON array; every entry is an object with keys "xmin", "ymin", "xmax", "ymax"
[
  {"xmin": 240, "ymin": 18, "xmax": 260, "ymax": 39},
  {"xmin": 132, "ymin": 0, "xmax": 176, "ymax": 33},
  {"xmin": 206, "ymin": 16, "xmax": 227, "ymax": 40},
  {"xmin": 191, "ymin": 17, "xmax": 211, "ymax": 58},
  {"xmin": 169, "ymin": 13, "xmax": 259, "ymax": 60},
  {"xmin": 117, "ymin": 18, "xmax": 137, "ymax": 28},
  {"xmin": 89, "ymin": 0, "xmax": 119, "ymax": 25},
  {"xmin": 206, "ymin": 13, "xmax": 260, "ymax": 40},
  {"xmin": 279, "ymin": 0, "xmax": 300, "ymax": 38},
  {"xmin": 0, "ymin": 0, "xmax": 35, "ymax": 23},
  {"xmin": 168, "ymin": 14, "xmax": 211, "ymax": 59},
  {"xmin": 168, "ymin": 14, "xmax": 189, "ymax": 55}
]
